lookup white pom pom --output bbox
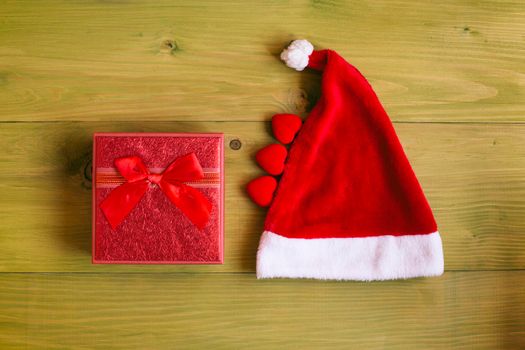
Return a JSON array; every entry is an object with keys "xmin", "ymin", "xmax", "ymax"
[{"xmin": 280, "ymin": 39, "xmax": 314, "ymax": 71}]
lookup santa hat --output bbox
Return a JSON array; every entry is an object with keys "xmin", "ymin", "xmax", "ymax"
[{"xmin": 247, "ymin": 40, "xmax": 444, "ymax": 281}]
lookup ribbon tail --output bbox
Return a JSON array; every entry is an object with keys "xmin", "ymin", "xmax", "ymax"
[
  {"xmin": 100, "ymin": 181, "xmax": 149, "ymax": 229},
  {"xmin": 159, "ymin": 181, "xmax": 212, "ymax": 229}
]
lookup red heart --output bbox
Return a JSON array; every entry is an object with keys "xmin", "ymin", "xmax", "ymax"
[
  {"xmin": 272, "ymin": 114, "xmax": 302, "ymax": 144},
  {"xmin": 246, "ymin": 176, "xmax": 277, "ymax": 207},
  {"xmin": 255, "ymin": 144, "xmax": 287, "ymax": 175}
]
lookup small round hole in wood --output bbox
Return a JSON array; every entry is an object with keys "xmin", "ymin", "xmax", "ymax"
[{"xmin": 229, "ymin": 139, "xmax": 242, "ymax": 150}]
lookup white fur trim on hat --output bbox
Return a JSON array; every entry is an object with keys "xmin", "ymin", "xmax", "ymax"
[
  {"xmin": 280, "ymin": 39, "xmax": 314, "ymax": 71},
  {"xmin": 257, "ymin": 231, "xmax": 444, "ymax": 281}
]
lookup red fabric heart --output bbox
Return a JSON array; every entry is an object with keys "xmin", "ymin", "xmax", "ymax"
[
  {"xmin": 246, "ymin": 176, "xmax": 277, "ymax": 207},
  {"xmin": 255, "ymin": 144, "xmax": 288, "ymax": 175},
  {"xmin": 272, "ymin": 114, "xmax": 302, "ymax": 144}
]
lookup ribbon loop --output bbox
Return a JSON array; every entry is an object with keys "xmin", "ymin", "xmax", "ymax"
[
  {"xmin": 99, "ymin": 153, "xmax": 212, "ymax": 230},
  {"xmin": 162, "ymin": 153, "xmax": 204, "ymax": 183},
  {"xmin": 114, "ymin": 156, "xmax": 149, "ymax": 182}
]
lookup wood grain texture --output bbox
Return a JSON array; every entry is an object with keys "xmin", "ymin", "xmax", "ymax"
[
  {"xmin": 0, "ymin": 122, "xmax": 524, "ymax": 272},
  {"xmin": 0, "ymin": 0, "xmax": 524, "ymax": 122},
  {"xmin": 0, "ymin": 272, "xmax": 524, "ymax": 350},
  {"xmin": 1, "ymin": 0, "xmax": 524, "ymax": 348}
]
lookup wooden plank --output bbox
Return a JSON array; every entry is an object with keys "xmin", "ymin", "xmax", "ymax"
[
  {"xmin": 0, "ymin": 0, "xmax": 524, "ymax": 122},
  {"xmin": 0, "ymin": 272, "xmax": 523, "ymax": 349},
  {"xmin": 0, "ymin": 121, "xmax": 524, "ymax": 272}
]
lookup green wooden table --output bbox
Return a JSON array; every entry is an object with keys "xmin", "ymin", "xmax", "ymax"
[{"xmin": 1, "ymin": 1, "xmax": 524, "ymax": 349}]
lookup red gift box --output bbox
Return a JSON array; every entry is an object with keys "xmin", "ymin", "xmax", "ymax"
[{"xmin": 92, "ymin": 133, "xmax": 224, "ymax": 264}]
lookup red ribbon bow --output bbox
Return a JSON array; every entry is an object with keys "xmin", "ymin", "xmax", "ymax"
[{"xmin": 100, "ymin": 153, "xmax": 212, "ymax": 230}]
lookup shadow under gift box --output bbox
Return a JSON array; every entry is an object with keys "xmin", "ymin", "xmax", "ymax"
[{"xmin": 92, "ymin": 133, "xmax": 224, "ymax": 264}]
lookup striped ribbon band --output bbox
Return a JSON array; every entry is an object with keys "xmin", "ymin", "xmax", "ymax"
[{"xmin": 96, "ymin": 167, "xmax": 221, "ymax": 189}]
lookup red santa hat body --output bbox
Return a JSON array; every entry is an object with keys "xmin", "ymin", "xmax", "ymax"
[{"xmin": 256, "ymin": 40, "xmax": 444, "ymax": 281}]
